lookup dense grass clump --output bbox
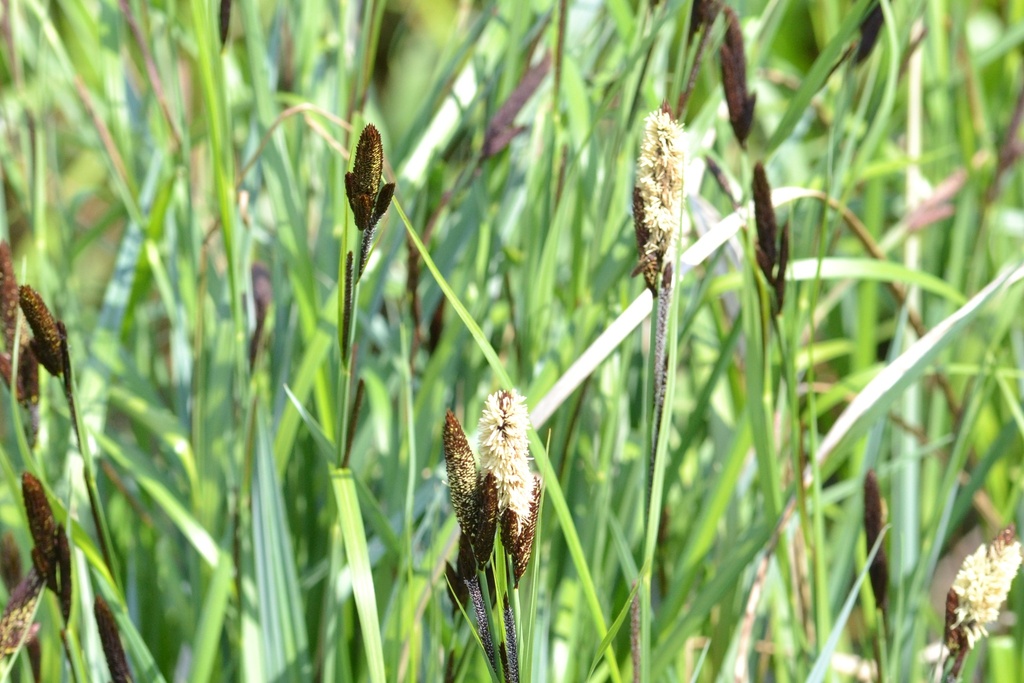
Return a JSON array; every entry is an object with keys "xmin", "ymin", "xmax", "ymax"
[{"xmin": 1, "ymin": 1, "xmax": 1023, "ymax": 681}]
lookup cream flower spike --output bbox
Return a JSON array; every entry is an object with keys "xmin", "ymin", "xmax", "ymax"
[
  {"xmin": 633, "ymin": 106, "xmax": 685, "ymax": 293},
  {"xmin": 950, "ymin": 526, "xmax": 1022, "ymax": 648},
  {"xmin": 478, "ymin": 389, "xmax": 534, "ymax": 534}
]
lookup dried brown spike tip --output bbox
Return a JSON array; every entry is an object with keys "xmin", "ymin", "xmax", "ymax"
[
  {"xmin": 471, "ymin": 473, "xmax": 499, "ymax": 568},
  {"xmin": 0, "ymin": 242, "xmax": 19, "ymax": 351},
  {"xmin": 18, "ymin": 286, "xmax": 63, "ymax": 377},
  {"xmin": 0, "ymin": 567, "xmax": 45, "ymax": 656},
  {"xmin": 719, "ymin": 6, "xmax": 756, "ymax": 147},
  {"xmin": 95, "ymin": 596, "xmax": 134, "ymax": 683},
  {"xmin": 862, "ymin": 470, "xmax": 889, "ymax": 612},
  {"xmin": 218, "ymin": 0, "xmax": 232, "ymax": 47},
  {"xmin": 443, "ymin": 411, "xmax": 479, "ymax": 539},
  {"xmin": 501, "ymin": 476, "xmax": 542, "ymax": 587},
  {"xmin": 21, "ymin": 473, "xmax": 57, "ymax": 584}
]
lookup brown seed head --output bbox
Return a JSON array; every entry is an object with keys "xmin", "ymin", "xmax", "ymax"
[
  {"xmin": 18, "ymin": 286, "xmax": 63, "ymax": 377},
  {"xmin": 56, "ymin": 527, "xmax": 72, "ymax": 621},
  {"xmin": 470, "ymin": 473, "xmax": 499, "ymax": 568},
  {"xmin": 21, "ymin": 473, "xmax": 57, "ymax": 583},
  {"xmin": 456, "ymin": 532, "xmax": 477, "ymax": 581},
  {"xmin": 345, "ymin": 124, "xmax": 394, "ymax": 234},
  {"xmin": 500, "ymin": 475, "xmax": 542, "ymax": 587},
  {"xmin": 349, "ymin": 125, "xmax": 384, "ymax": 200},
  {"xmin": 689, "ymin": 0, "xmax": 721, "ymax": 40},
  {"xmin": 720, "ymin": 6, "xmax": 756, "ymax": 147},
  {"xmin": 95, "ymin": 596, "xmax": 134, "ymax": 683},
  {"xmin": 752, "ymin": 163, "xmax": 788, "ymax": 314},
  {"xmin": 443, "ymin": 411, "xmax": 479, "ymax": 540}
]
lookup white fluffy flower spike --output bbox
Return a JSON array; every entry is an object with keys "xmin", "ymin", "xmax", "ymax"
[
  {"xmin": 950, "ymin": 527, "xmax": 1022, "ymax": 649},
  {"xmin": 478, "ymin": 389, "xmax": 534, "ymax": 533}
]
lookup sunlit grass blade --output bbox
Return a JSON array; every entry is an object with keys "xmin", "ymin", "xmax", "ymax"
[{"xmin": 331, "ymin": 469, "xmax": 386, "ymax": 683}]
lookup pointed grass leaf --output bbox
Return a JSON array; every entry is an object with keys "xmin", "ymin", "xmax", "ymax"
[{"xmin": 331, "ymin": 469, "xmax": 386, "ymax": 683}]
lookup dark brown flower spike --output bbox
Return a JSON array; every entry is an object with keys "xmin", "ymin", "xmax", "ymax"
[
  {"xmin": 346, "ymin": 125, "xmax": 384, "ymax": 215},
  {"xmin": 459, "ymin": 534, "xmax": 496, "ymax": 672},
  {"xmin": 500, "ymin": 475, "xmax": 542, "ymax": 587},
  {"xmin": 752, "ymin": 163, "xmax": 789, "ymax": 314},
  {"xmin": 863, "ymin": 469, "xmax": 889, "ymax": 614},
  {"xmin": 689, "ymin": 0, "xmax": 720, "ymax": 41},
  {"xmin": 854, "ymin": 3, "xmax": 884, "ymax": 65},
  {"xmin": 56, "ymin": 527, "xmax": 72, "ymax": 622},
  {"xmin": 345, "ymin": 124, "xmax": 396, "ymax": 276},
  {"xmin": 18, "ymin": 286, "xmax": 63, "ymax": 377},
  {"xmin": 443, "ymin": 411, "xmax": 478, "ymax": 540},
  {"xmin": 0, "ymin": 241, "xmax": 19, "ymax": 351},
  {"xmin": 456, "ymin": 532, "xmax": 477, "ymax": 583},
  {"xmin": 0, "ymin": 567, "xmax": 45, "ymax": 656},
  {"xmin": 472, "ymin": 473, "xmax": 499, "ymax": 569},
  {"xmin": 95, "ymin": 596, "xmax": 134, "ymax": 683},
  {"xmin": 719, "ymin": 6, "xmax": 756, "ymax": 147},
  {"xmin": 341, "ymin": 251, "xmax": 354, "ymax": 365},
  {"xmin": 502, "ymin": 596, "xmax": 520, "ymax": 683},
  {"xmin": 22, "ymin": 473, "xmax": 57, "ymax": 585}
]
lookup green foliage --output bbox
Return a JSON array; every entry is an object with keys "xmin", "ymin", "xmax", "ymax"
[{"xmin": 1, "ymin": 0, "xmax": 1023, "ymax": 681}]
